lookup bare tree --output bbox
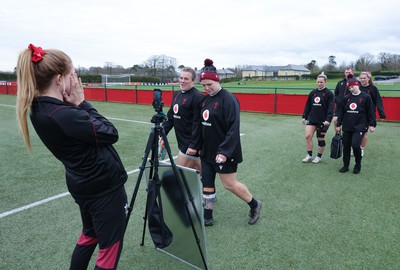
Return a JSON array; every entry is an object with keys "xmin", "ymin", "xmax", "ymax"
[
  {"xmin": 355, "ymin": 53, "xmax": 375, "ymax": 71},
  {"xmin": 104, "ymin": 62, "xmax": 116, "ymax": 74},
  {"xmin": 378, "ymin": 52, "xmax": 400, "ymax": 71},
  {"xmin": 143, "ymin": 54, "xmax": 177, "ymax": 82}
]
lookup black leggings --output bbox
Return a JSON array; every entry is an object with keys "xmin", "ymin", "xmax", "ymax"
[{"xmin": 342, "ymin": 130, "xmax": 364, "ymax": 167}]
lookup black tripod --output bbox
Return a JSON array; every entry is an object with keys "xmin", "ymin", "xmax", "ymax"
[{"xmin": 125, "ymin": 110, "xmax": 208, "ymax": 270}]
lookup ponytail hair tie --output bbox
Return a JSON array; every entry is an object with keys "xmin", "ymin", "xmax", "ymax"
[{"xmin": 28, "ymin": 43, "xmax": 46, "ymax": 63}]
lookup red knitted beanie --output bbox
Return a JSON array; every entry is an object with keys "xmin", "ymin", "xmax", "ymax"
[
  {"xmin": 347, "ymin": 74, "xmax": 359, "ymax": 87},
  {"xmin": 199, "ymin": 59, "xmax": 220, "ymax": 82}
]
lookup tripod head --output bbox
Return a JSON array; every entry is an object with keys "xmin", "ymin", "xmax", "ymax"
[{"xmin": 151, "ymin": 111, "xmax": 167, "ymax": 126}]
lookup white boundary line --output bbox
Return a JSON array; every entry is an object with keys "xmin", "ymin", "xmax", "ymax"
[
  {"xmin": 1, "ymin": 156, "xmax": 177, "ymax": 219},
  {"xmin": 108, "ymin": 117, "xmax": 151, "ymax": 125},
  {"xmin": 0, "ymin": 103, "xmax": 152, "ymax": 125},
  {"xmin": 0, "ymin": 192, "xmax": 71, "ymax": 218},
  {"xmin": 0, "ymin": 168, "xmax": 139, "ymax": 219},
  {"xmin": 0, "ymin": 103, "xmax": 17, "ymax": 108}
]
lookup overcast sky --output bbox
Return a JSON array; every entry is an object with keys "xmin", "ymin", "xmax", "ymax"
[{"xmin": 1, "ymin": 0, "xmax": 399, "ymax": 72}]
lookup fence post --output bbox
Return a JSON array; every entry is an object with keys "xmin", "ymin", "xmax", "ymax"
[
  {"xmin": 135, "ymin": 85, "xmax": 138, "ymax": 104},
  {"xmin": 104, "ymin": 83, "xmax": 108, "ymax": 102}
]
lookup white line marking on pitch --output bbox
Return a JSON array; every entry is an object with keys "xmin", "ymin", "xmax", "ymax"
[
  {"xmin": 1, "ymin": 156, "xmax": 177, "ymax": 219},
  {"xmin": 0, "ymin": 192, "xmax": 71, "ymax": 218},
  {"xmin": 0, "ymin": 104, "xmax": 152, "ymax": 125},
  {"xmin": 0, "ymin": 104, "xmax": 16, "ymax": 108}
]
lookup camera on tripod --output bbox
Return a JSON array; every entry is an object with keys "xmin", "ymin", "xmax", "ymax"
[{"xmin": 152, "ymin": 88, "xmax": 164, "ymax": 113}]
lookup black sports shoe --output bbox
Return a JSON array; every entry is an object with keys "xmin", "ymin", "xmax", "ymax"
[
  {"xmin": 204, "ymin": 218, "xmax": 214, "ymax": 226},
  {"xmin": 339, "ymin": 166, "xmax": 349, "ymax": 173},
  {"xmin": 353, "ymin": 164, "xmax": 361, "ymax": 174},
  {"xmin": 248, "ymin": 200, "xmax": 262, "ymax": 225}
]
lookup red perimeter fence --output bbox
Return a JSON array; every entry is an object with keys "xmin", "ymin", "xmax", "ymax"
[{"xmin": 1, "ymin": 82, "xmax": 399, "ymax": 121}]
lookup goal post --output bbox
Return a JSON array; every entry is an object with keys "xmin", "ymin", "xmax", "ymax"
[{"xmin": 101, "ymin": 74, "xmax": 132, "ymax": 86}]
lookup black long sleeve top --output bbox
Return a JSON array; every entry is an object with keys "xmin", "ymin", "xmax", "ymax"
[
  {"xmin": 162, "ymin": 87, "xmax": 205, "ymax": 153},
  {"xmin": 30, "ymin": 97, "xmax": 127, "ymax": 199},
  {"xmin": 359, "ymin": 84, "xmax": 386, "ymax": 119},
  {"xmin": 199, "ymin": 88, "xmax": 243, "ymax": 164},
  {"xmin": 302, "ymin": 87, "xmax": 334, "ymax": 124},
  {"xmin": 336, "ymin": 92, "xmax": 377, "ymax": 132}
]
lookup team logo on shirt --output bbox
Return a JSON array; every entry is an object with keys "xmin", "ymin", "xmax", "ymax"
[
  {"xmin": 202, "ymin": 110, "xmax": 211, "ymax": 126},
  {"xmin": 173, "ymin": 104, "xmax": 179, "ymax": 114},
  {"xmin": 203, "ymin": 110, "xmax": 209, "ymax": 121},
  {"xmin": 350, "ymin": 103, "xmax": 357, "ymax": 110},
  {"xmin": 314, "ymin": 97, "xmax": 321, "ymax": 103}
]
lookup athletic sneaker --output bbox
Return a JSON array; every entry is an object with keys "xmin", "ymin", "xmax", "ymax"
[
  {"xmin": 312, "ymin": 156, "xmax": 322, "ymax": 163},
  {"xmin": 361, "ymin": 148, "xmax": 365, "ymax": 157},
  {"xmin": 302, "ymin": 155, "xmax": 313, "ymax": 163},
  {"xmin": 248, "ymin": 200, "xmax": 262, "ymax": 225}
]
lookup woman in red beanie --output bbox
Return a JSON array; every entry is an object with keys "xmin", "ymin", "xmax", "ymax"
[
  {"xmin": 198, "ymin": 59, "xmax": 262, "ymax": 226},
  {"xmin": 335, "ymin": 74, "xmax": 376, "ymax": 174}
]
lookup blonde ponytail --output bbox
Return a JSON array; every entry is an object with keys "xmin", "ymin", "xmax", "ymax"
[
  {"xmin": 16, "ymin": 49, "xmax": 37, "ymax": 151},
  {"xmin": 16, "ymin": 45, "xmax": 72, "ymax": 152}
]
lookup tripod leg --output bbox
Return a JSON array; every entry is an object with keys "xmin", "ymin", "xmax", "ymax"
[{"xmin": 125, "ymin": 127, "xmax": 158, "ymax": 231}]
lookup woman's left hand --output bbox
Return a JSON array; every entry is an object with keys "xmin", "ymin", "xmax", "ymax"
[{"xmin": 64, "ymin": 73, "xmax": 84, "ymax": 106}]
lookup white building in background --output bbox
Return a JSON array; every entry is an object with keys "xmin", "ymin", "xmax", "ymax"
[{"xmin": 242, "ymin": 64, "xmax": 310, "ymax": 78}]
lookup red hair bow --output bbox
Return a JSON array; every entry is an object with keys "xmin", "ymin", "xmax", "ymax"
[{"xmin": 28, "ymin": 43, "xmax": 45, "ymax": 63}]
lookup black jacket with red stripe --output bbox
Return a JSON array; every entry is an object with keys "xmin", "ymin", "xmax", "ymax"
[{"xmin": 30, "ymin": 97, "xmax": 127, "ymax": 199}]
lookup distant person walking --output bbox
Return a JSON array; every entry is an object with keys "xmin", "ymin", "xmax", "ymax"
[
  {"xmin": 359, "ymin": 70, "xmax": 386, "ymax": 156},
  {"xmin": 301, "ymin": 72, "xmax": 334, "ymax": 163},
  {"xmin": 336, "ymin": 75, "xmax": 376, "ymax": 174},
  {"xmin": 333, "ymin": 67, "xmax": 355, "ymax": 130}
]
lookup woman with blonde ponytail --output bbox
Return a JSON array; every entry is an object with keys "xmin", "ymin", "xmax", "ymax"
[{"xmin": 16, "ymin": 44, "xmax": 128, "ymax": 270}]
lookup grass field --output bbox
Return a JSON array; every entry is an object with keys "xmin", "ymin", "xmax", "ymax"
[
  {"xmin": 99, "ymin": 79, "xmax": 400, "ymax": 97},
  {"xmin": 1, "ymin": 94, "xmax": 400, "ymax": 270}
]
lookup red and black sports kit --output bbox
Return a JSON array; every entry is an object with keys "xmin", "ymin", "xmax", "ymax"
[
  {"xmin": 163, "ymin": 87, "xmax": 205, "ymax": 155},
  {"xmin": 30, "ymin": 97, "xmax": 127, "ymax": 270},
  {"xmin": 336, "ymin": 92, "xmax": 377, "ymax": 168},
  {"xmin": 302, "ymin": 87, "xmax": 334, "ymax": 134},
  {"xmin": 359, "ymin": 84, "xmax": 386, "ymax": 119},
  {"xmin": 199, "ymin": 88, "xmax": 243, "ymax": 187}
]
